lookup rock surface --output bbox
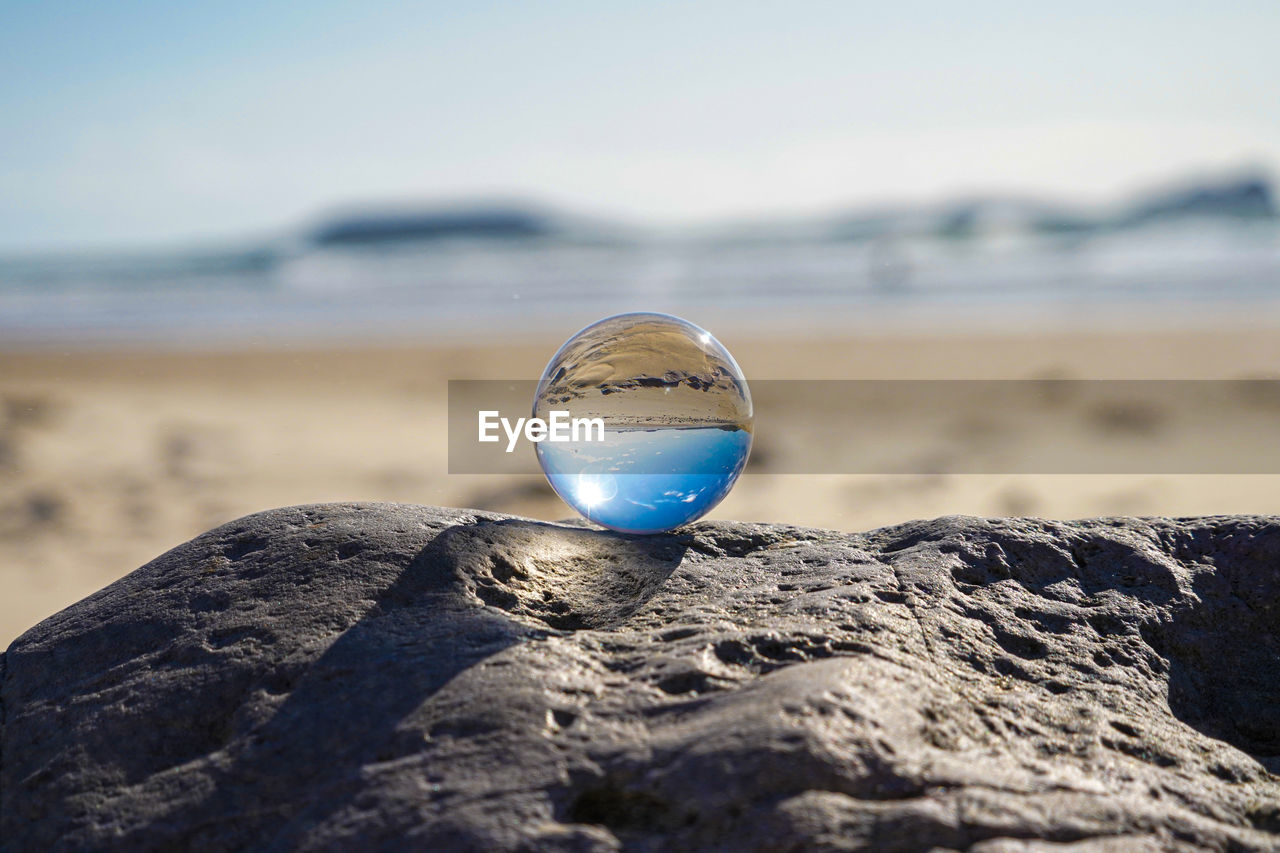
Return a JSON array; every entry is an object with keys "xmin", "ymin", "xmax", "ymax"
[{"xmin": 2, "ymin": 504, "xmax": 1279, "ymax": 851}]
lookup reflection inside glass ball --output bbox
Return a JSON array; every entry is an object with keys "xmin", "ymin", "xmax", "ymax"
[{"xmin": 533, "ymin": 312, "xmax": 753, "ymax": 534}]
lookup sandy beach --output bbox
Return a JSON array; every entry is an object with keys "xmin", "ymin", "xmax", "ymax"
[{"xmin": 4, "ymin": 322, "xmax": 1280, "ymax": 647}]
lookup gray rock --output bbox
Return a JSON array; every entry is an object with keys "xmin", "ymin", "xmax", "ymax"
[{"xmin": 2, "ymin": 504, "xmax": 1279, "ymax": 851}]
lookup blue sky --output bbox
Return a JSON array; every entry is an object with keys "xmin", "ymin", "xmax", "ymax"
[{"xmin": 3, "ymin": 1, "xmax": 1279, "ymax": 250}]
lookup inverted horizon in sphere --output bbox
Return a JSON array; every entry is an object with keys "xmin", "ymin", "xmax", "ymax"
[{"xmin": 534, "ymin": 312, "xmax": 753, "ymax": 533}]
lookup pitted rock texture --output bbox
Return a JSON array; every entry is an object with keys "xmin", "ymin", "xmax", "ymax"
[{"xmin": 2, "ymin": 504, "xmax": 1279, "ymax": 852}]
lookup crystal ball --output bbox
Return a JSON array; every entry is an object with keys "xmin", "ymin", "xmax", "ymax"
[{"xmin": 533, "ymin": 312, "xmax": 753, "ymax": 534}]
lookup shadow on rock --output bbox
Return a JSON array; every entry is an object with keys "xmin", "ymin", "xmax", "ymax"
[
  {"xmin": 127, "ymin": 517, "xmax": 688, "ymax": 848},
  {"xmin": 1144, "ymin": 520, "xmax": 1280, "ymax": 771},
  {"xmin": 881, "ymin": 516, "xmax": 1280, "ymax": 775}
]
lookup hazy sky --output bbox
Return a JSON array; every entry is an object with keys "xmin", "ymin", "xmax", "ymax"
[{"xmin": 3, "ymin": 1, "xmax": 1279, "ymax": 250}]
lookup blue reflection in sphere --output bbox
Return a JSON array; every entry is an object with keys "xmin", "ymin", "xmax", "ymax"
[{"xmin": 533, "ymin": 313, "xmax": 753, "ymax": 534}]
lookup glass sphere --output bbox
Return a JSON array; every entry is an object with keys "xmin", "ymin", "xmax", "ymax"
[{"xmin": 533, "ymin": 312, "xmax": 753, "ymax": 534}]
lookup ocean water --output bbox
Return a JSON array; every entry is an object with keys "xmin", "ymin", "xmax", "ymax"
[
  {"xmin": 536, "ymin": 427, "xmax": 753, "ymax": 534},
  {"xmin": 2, "ymin": 214, "xmax": 1279, "ymax": 344}
]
